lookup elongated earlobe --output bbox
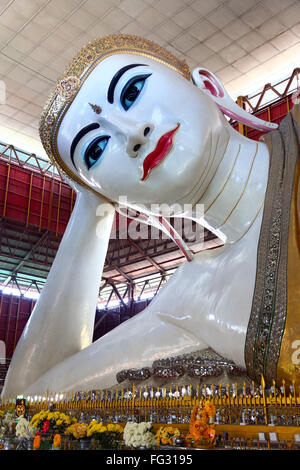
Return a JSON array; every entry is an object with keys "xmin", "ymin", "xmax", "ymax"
[
  {"xmin": 114, "ymin": 204, "xmax": 194, "ymax": 262},
  {"xmin": 192, "ymin": 67, "xmax": 278, "ymax": 132}
]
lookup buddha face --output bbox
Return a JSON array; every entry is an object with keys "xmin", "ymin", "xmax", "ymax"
[{"xmin": 57, "ymin": 53, "xmax": 225, "ymax": 212}]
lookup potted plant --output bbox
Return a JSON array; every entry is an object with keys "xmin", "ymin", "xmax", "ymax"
[
  {"xmin": 123, "ymin": 422, "xmax": 156, "ymax": 449},
  {"xmin": 65, "ymin": 422, "xmax": 90, "ymax": 450},
  {"xmin": 30, "ymin": 409, "xmax": 76, "ymax": 450},
  {"xmin": 0, "ymin": 407, "xmax": 17, "ymax": 450},
  {"xmin": 87, "ymin": 421, "xmax": 123, "ymax": 449},
  {"xmin": 15, "ymin": 415, "xmax": 37, "ymax": 449},
  {"xmin": 156, "ymin": 426, "xmax": 181, "ymax": 447}
]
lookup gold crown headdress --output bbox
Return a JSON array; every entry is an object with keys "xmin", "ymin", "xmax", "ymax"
[{"xmin": 39, "ymin": 34, "xmax": 191, "ymax": 189}]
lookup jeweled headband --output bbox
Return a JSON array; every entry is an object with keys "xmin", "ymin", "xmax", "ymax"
[{"xmin": 39, "ymin": 34, "xmax": 191, "ymax": 189}]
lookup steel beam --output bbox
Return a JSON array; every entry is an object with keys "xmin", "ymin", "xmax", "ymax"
[
  {"xmin": 2, "ymin": 230, "xmax": 49, "ymax": 286},
  {"xmin": 127, "ymin": 236, "xmax": 166, "ymax": 274}
]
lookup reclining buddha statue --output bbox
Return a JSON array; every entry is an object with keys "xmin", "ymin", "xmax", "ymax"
[{"xmin": 2, "ymin": 34, "xmax": 300, "ymax": 397}]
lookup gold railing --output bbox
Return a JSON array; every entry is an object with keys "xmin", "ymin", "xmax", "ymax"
[{"xmin": 1, "ymin": 377, "xmax": 299, "ymax": 427}]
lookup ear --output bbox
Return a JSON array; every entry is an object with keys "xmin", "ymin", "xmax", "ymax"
[
  {"xmin": 192, "ymin": 67, "xmax": 278, "ymax": 132},
  {"xmin": 114, "ymin": 205, "xmax": 193, "ymax": 262}
]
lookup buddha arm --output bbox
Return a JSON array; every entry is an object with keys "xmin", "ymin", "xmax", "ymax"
[{"xmin": 2, "ymin": 189, "xmax": 115, "ymax": 397}]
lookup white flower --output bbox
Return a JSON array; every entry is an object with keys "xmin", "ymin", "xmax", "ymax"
[
  {"xmin": 123, "ymin": 421, "xmax": 155, "ymax": 448},
  {"xmin": 15, "ymin": 416, "xmax": 37, "ymax": 439}
]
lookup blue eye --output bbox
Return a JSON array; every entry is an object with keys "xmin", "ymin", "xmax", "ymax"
[
  {"xmin": 83, "ymin": 135, "xmax": 110, "ymax": 170},
  {"xmin": 120, "ymin": 73, "xmax": 151, "ymax": 111}
]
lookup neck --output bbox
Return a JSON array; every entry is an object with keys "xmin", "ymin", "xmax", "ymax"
[{"xmin": 188, "ymin": 121, "xmax": 270, "ymax": 243}]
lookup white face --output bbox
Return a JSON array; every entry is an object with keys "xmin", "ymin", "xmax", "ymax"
[{"xmin": 57, "ymin": 53, "xmax": 224, "ymax": 213}]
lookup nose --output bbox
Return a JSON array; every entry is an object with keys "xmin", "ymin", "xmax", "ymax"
[
  {"xmin": 125, "ymin": 122, "xmax": 154, "ymax": 158},
  {"xmin": 106, "ymin": 115, "xmax": 154, "ymax": 158}
]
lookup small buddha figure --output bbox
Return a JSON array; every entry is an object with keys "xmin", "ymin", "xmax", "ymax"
[
  {"xmin": 15, "ymin": 398, "xmax": 27, "ymax": 418},
  {"xmin": 186, "ymin": 400, "xmax": 216, "ymax": 447},
  {"xmin": 2, "ymin": 34, "xmax": 300, "ymax": 398}
]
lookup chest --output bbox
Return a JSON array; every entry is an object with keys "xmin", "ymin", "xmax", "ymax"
[{"xmin": 153, "ymin": 214, "xmax": 263, "ymax": 365}]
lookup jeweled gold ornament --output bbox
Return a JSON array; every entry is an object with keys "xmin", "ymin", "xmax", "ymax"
[
  {"xmin": 15, "ymin": 398, "xmax": 27, "ymax": 417},
  {"xmin": 89, "ymin": 103, "xmax": 102, "ymax": 114}
]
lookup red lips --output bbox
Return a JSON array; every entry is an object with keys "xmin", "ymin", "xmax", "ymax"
[{"xmin": 141, "ymin": 123, "xmax": 180, "ymax": 181}]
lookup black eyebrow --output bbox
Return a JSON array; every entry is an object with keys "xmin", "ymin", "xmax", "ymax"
[
  {"xmin": 70, "ymin": 122, "xmax": 100, "ymax": 169},
  {"xmin": 107, "ymin": 63, "xmax": 147, "ymax": 104}
]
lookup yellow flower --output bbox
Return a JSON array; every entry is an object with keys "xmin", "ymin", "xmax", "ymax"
[
  {"xmin": 53, "ymin": 434, "xmax": 61, "ymax": 448},
  {"xmin": 156, "ymin": 426, "xmax": 180, "ymax": 445},
  {"xmin": 65, "ymin": 424, "xmax": 74, "ymax": 435},
  {"xmin": 204, "ymin": 401, "xmax": 216, "ymax": 417},
  {"xmin": 66, "ymin": 423, "xmax": 88, "ymax": 439},
  {"xmin": 30, "ymin": 413, "xmax": 43, "ymax": 427},
  {"xmin": 33, "ymin": 435, "xmax": 41, "ymax": 451},
  {"xmin": 85, "ymin": 420, "xmax": 121, "ymax": 437},
  {"xmin": 106, "ymin": 423, "xmax": 122, "ymax": 433}
]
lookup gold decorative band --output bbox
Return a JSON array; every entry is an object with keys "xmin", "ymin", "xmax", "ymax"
[{"xmin": 39, "ymin": 34, "xmax": 191, "ymax": 191}]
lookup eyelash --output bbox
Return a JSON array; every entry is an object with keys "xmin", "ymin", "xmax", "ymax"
[
  {"xmin": 120, "ymin": 73, "xmax": 151, "ymax": 111},
  {"xmin": 83, "ymin": 135, "xmax": 110, "ymax": 170}
]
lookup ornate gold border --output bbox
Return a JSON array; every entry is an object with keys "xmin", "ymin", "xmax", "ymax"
[
  {"xmin": 39, "ymin": 34, "xmax": 191, "ymax": 195},
  {"xmin": 245, "ymin": 112, "xmax": 299, "ymax": 387}
]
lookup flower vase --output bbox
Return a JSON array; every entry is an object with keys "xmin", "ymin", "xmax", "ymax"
[
  {"xmin": 39, "ymin": 434, "xmax": 53, "ymax": 450},
  {"xmin": 78, "ymin": 438, "xmax": 90, "ymax": 450},
  {"xmin": 15, "ymin": 437, "xmax": 28, "ymax": 450},
  {"xmin": 174, "ymin": 437, "xmax": 185, "ymax": 447},
  {"xmin": 195, "ymin": 440, "xmax": 215, "ymax": 449},
  {"xmin": 3, "ymin": 437, "xmax": 15, "ymax": 450},
  {"xmin": 50, "ymin": 444, "xmax": 60, "ymax": 451},
  {"xmin": 27, "ymin": 438, "xmax": 34, "ymax": 450}
]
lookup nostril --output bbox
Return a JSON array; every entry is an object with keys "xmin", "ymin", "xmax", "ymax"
[
  {"xmin": 133, "ymin": 144, "xmax": 141, "ymax": 152},
  {"xmin": 144, "ymin": 127, "xmax": 151, "ymax": 136}
]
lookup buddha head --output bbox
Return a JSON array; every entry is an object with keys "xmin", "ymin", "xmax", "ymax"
[{"xmin": 40, "ymin": 34, "xmax": 276, "ymax": 215}]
